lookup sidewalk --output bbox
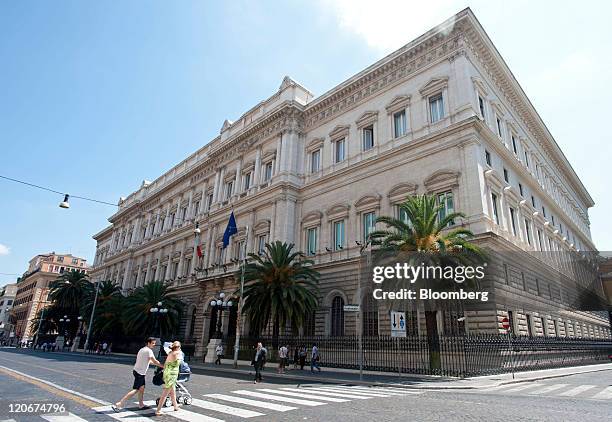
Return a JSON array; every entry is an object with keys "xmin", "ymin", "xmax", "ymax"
[{"xmin": 9, "ymin": 348, "xmax": 611, "ymax": 390}]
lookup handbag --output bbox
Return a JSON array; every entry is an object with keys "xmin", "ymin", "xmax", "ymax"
[{"xmin": 152, "ymin": 369, "xmax": 164, "ymax": 386}]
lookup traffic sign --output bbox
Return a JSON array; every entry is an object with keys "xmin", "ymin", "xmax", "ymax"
[
  {"xmin": 390, "ymin": 311, "xmax": 407, "ymax": 338},
  {"xmin": 501, "ymin": 317, "xmax": 510, "ymax": 330}
]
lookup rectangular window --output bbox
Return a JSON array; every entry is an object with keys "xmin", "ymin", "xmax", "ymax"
[
  {"xmin": 509, "ymin": 207, "xmax": 517, "ymax": 236},
  {"xmin": 496, "ymin": 117, "xmax": 502, "ymax": 137},
  {"xmin": 531, "ymin": 195, "xmax": 536, "ymax": 207},
  {"xmin": 485, "ymin": 150, "xmax": 491, "ymax": 166},
  {"xmin": 524, "ymin": 150, "xmax": 530, "ymax": 168},
  {"xmin": 264, "ymin": 162, "xmax": 273, "ymax": 181},
  {"xmin": 243, "ymin": 172, "xmax": 251, "ymax": 190},
  {"xmin": 525, "ymin": 219, "xmax": 532, "ymax": 245},
  {"xmin": 437, "ymin": 192, "xmax": 455, "ymax": 226},
  {"xmin": 535, "ymin": 278, "xmax": 540, "ymax": 295},
  {"xmin": 511, "ymin": 136, "xmax": 518, "ymax": 154},
  {"xmin": 207, "ymin": 193, "xmax": 214, "ymax": 210},
  {"xmin": 429, "ymin": 94, "xmax": 444, "ymax": 123},
  {"xmin": 311, "ymin": 149, "xmax": 321, "ymax": 173},
  {"xmin": 542, "ymin": 206, "xmax": 546, "ymax": 218},
  {"xmin": 527, "ymin": 314, "xmax": 533, "ymax": 337},
  {"xmin": 478, "ymin": 95, "xmax": 485, "ymax": 119},
  {"xmin": 193, "ymin": 201, "xmax": 200, "ymax": 215},
  {"xmin": 224, "ymin": 181, "xmax": 232, "ymax": 200},
  {"xmin": 307, "ymin": 227, "xmax": 318, "ymax": 256},
  {"xmin": 393, "ymin": 110, "xmax": 407, "ymax": 137},
  {"xmin": 397, "ymin": 205, "xmax": 410, "ymax": 227},
  {"xmin": 335, "ymin": 138, "xmax": 345, "ymax": 163},
  {"xmin": 503, "ymin": 263, "xmax": 509, "ymax": 285},
  {"xmin": 503, "ymin": 168, "xmax": 509, "ymax": 183},
  {"xmin": 551, "ymin": 215, "xmax": 555, "ymax": 226},
  {"xmin": 519, "ymin": 183, "xmax": 523, "ymax": 196},
  {"xmin": 173, "ymin": 262, "xmax": 179, "ymax": 279},
  {"xmin": 257, "ymin": 235, "xmax": 267, "ymax": 255},
  {"xmin": 508, "ymin": 310, "xmax": 515, "ymax": 333},
  {"xmin": 537, "ymin": 229, "xmax": 543, "ymax": 250},
  {"xmin": 333, "ymin": 220, "xmax": 345, "ymax": 251},
  {"xmin": 491, "ymin": 193, "xmax": 499, "ymax": 224},
  {"xmin": 184, "ymin": 259, "xmax": 191, "ymax": 276},
  {"xmin": 362, "ymin": 125, "xmax": 374, "ymax": 151},
  {"xmin": 235, "ymin": 240, "xmax": 245, "ymax": 260},
  {"xmin": 363, "ymin": 212, "xmax": 376, "ymax": 242},
  {"xmin": 540, "ymin": 317, "xmax": 546, "ymax": 336}
]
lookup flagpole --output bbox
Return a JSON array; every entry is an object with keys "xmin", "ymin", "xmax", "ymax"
[{"xmin": 233, "ymin": 225, "xmax": 248, "ymax": 368}]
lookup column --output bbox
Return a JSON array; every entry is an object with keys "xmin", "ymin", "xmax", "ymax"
[
  {"xmin": 212, "ymin": 169, "xmax": 221, "ymax": 203},
  {"xmin": 175, "ymin": 196, "xmax": 182, "ymax": 227},
  {"xmin": 199, "ymin": 182, "xmax": 208, "ymax": 215},
  {"xmin": 205, "ymin": 225, "xmax": 216, "ymax": 268},
  {"xmin": 154, "ymin": 210, "xmax": 161, "ymax": 235},
  {"xmin": 144, "ymin": 257, "xmax": 152, "ymax": 286},
  {"xmin": 135, "ymin": 257, "xmax": 142, "ymax": 287},
  {"xmin": 110, "ymin": 230, "xmax": 117, "ymax": 253},
  {"xmin": 177, "ymin": 241, "xmax": 186, "ymax": 277},
  {"xmin": 234, "ymin": 158, "xmax": 242, "ymax": 195},
  {"xmin": 187, "ymin": 190, "xmax": 194, "ymax": 219},
  {"xmin": 132, "ymin": 217, "xmax": 141, "ymax": 245},
  {"xmin": 153, "ymin": 253, "xmax": 162, "ymax": 280},
  {"xmin": 144, "ymin": 214, "xmax": 152, "ymax": 239},
  {"xmin": 274, "ymin": 135, "xmax": 282, "ymax": 175},
  {"xmin": 253, "ymin": 147, "xmax": 262, "ymax": 187},
  {"xmin": 122, "ymin": 259, "xmax": 132, "ymax": 290},
  {"xmin": 164, "ymin": 203, "xmax": 171, "ymax": 232}
]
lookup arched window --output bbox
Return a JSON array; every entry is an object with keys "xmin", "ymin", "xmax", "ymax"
[
  {"xmin": 330, "ymin": 296, "xmax": 345, "ymax": 337},
  {"xmin": 362, "ymin": 292, "xmax": 378, "ymax": 337}
]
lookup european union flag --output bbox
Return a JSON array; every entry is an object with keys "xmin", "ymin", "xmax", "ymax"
[{"xmin": 222, "ymin": 211, "xmax": 238, "ymax": 249}]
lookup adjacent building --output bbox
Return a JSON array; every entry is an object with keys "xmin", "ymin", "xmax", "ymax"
[
  {"xmin": 0, "ymin": 283, "xmax": 17, "ymax": 344},
  {"xmin": 13, "ymin": 252, "xmax": 88, "ymax": 343},
  {"xmin": 90, "ymin": 8, "xmax": 610, "ymax": 358}
]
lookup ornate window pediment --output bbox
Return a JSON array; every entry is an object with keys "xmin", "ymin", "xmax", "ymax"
[
  {"xmin": 262, "ymin": 149, "xmax": 276, "ymax": 162},
  {"xmin": 329, "ymin": 124, "xmax": 350, "ymax": 140},
  {"xmin": 242, "ymin": 161, "xmax": 255, "ymax": 172},
  {"xmin": 354, "ymin": 194, "xmax": 381, "ymax": 211},
  {"xmin": 419, "ymin": 77, "xmax": 449, "ymax": 97},
  {"xmin": 483, "ymin": 168, "xmax": 504, "ymax": 190},
  {"xmin": 326, "ymin": 203, "xmax": 350, "ymax": 219},
  {"xmin": 490, "ymin": 101, "xmax": 505, "ymax": 117},
  {"xmin": 254, "ymin": 219, "xmax": 270, "ymax": 233},
  {"xmin": 302, "ymin": 210, "xmax": 323, "ymax": 227},
  {"xmin": 385, "ymin": 95, "xmax": 411, "ymax": 114},
  {"xmin": 424, "ymin": 170, "xmax": 460, "ymax": 192},
  {"xmin": 388, "ymin": 183, "xmax": 418, "ymax": 203},
  {"xmin": 471, "ymin": 77, "xmax": 488, "ymax": 96},
  {"xmin": 355, "ymin": 111, "xmax": 378, "ymax": 128},
  {"xmin": 306, "ymin": 137, "xmax": 324, "ymax": 152}
]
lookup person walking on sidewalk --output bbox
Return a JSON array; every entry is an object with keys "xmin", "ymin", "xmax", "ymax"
[
  {"xmin": 112, "ymin": 337, "xmax": 163, "ymax": 412},
  {"xmin": 155, "ymin": 341, "xmax": 182, "ymax": 416},
  {"xmin": 214, "ymin": 344, "xmax": 224, "ymax": 365},
  {"xmin": 251, "ymin": 342, "xmax": 267, "ymax": 383},
  {"xmin": 277, "ymin": 344, "xmax": 288, "ymax": 374},
  {"xmin": 299, "ymin": 346, "xmax": 307, "ymax": 370},
  {"xmin": 310, "ymin": 343, "xmax": 321, "ymax": 372}
]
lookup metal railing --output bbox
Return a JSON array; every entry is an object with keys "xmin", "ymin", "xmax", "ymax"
[{"xmin": 221, "ymin": 334, "xmax": 612, "ymax": 377}]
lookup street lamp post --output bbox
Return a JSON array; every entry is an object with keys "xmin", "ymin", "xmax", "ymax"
[
  {"xmin": 83, "ymin": 280, "xmax": 100, "ymax": 353},
  {"xmin": 149, "ymin": 301, "xmax": 168, "ymax": 339},
  {"xmin": 71, "ymin": 316, "xmax": 83, "ymax": 352},
  {"xmin": 210, "ymin": 293, "xmax": 233, "ymax": 339},
  {"xmin": 57, "ymin": 315, "xmax": 70, "ymax": 350}
]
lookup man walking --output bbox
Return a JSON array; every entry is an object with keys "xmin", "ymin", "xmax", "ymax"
[
  {"xmin": 112, "ymin": 337, "xmax": 163, "ymax": 411},
  {"xmin": 310, "ymin": 343, "xmax": 321, "ymax": 372},
  {"xmin": 277, "ymin": 344, "xmax": 288, "ymax": 374},
  {"xmin": 251, "ymin": 342, "xmax": 267, "ymax": 383},
  {"xmin": 215, "ymin": 343, "xmax": 223, "ymax": 365}
]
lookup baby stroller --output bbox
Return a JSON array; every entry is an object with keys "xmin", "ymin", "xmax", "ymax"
[{"xmin": 154, "ymin": 360, "xmax": 193, "ymax": 407}]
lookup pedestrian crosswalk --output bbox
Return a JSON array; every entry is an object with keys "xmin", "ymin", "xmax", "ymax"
[
  {"xmin": 479, "ymin": 382, "xmax": 612, "ymax": 400},
  {"xmin": 86, "ymin": 384, "xmax": 421, "ymax": 421}
]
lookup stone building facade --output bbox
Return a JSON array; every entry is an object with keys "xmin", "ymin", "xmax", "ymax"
[
  {"xmin": 90, "ymin": 9, "xmax": 610, "ymax": 357},
  {"xmin": 13, "ymin": 253, "xmax": 88, "ymax": 343}
]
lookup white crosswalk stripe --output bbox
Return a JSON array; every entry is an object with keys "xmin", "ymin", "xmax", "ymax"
[
  {"xmin": 504, "ymin": 383, "xmax": 545, "ymax": 393},
  {"xmin": 558, "ymin": 385, "xmax": 597, "ymax": 397},
  {"xmin": 528, "ymin": 384, "xmax": 569, "ymax": 395},
  {"xmin": 93, "ymin": 405, "xmax": 155, "ymax": 422},
  {"xmin": 255, "ymin": 388, "xmax": 350, "ymax": 402},
  {"xmin": 190, "ymin": 398, "xmax": 264, "ymax": 418},
  {"xmin": 291, "ymin": 387, "xmax": 376, "ymax": 399},
  {"xmin": 41, "ymin": 413, "xmax": 88, "ymax": 421},
  {"xmin": 344, "ymin": 386, "xmax": 413, "ymax": 395},
  {"xmin": 233, "ymin": 390, "xmax": 326, "ymax": 406},
  {"xmin": 141, "ymin": 400, "xmax": 224, "ymax": 422},
  {"xmin": 314, "ymin": 386, "xmax": 394, "ymax": 397},
  {"xmin": 204, "ymin": 393, "xmax": 297, "ymax": 411},
  {"xmin": 591, "ymin": 386, "xmax": 612, "ymax": 400}
]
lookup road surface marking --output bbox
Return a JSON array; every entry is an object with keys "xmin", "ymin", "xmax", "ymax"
[
  {"xmin": 93, "ymin": 405, "xmax": 154, "ymax": 421},
  {"xmin": 344, "ymin": 386, "xmax": 410, "ymax": 395},
  {"xmin": 558, "ymin": 385, "xmax": 597, "ymax": 397},
  {"xmin": 231, "ymin": 390, "xmax": 325, "ymax": 406},
  {"xmin": 314, "ymin": 386, "xmax": 393, "ymax": 397},
  {"xmin": 0, "ymin": 365, "xmax": 107, "ymax": 408},
  {"xmin": 504, "ymin": 383, "xmax": 544, "ymax": 393},
  {"xmin": 256, "ymin": 388, "xmax": 349, "ymax": 402},
  {"xmin": 41, "ymin": 413, "xmax": 88, "ymax": 421},
  {"xmin": 591, "ymin": 386, "xmax": 612, "ymax": 400},
  {"xmin": 141, "ymin": 400, "xmax": 224, "ymax": 422},
  {"xmin": 0, "ymin": 356, "xmax": 113, "ymax": 385},
  {"xmin": 287, "ymin": 387, "xmax": 373, "ymax": 399},
  {"xmin": 204, "ymin": 393, "xmax": 297, "ymax": 411},
  {"xmin": 190, "ymin": 398, "xmax": 264, "ymax": 418},
  {"xmin": 347, "ymin": 386, "xmax": 421, "ymax": 394},
  {"xmin": 528, "ymin": 384, "xmax": 569, "ymax": 395}
]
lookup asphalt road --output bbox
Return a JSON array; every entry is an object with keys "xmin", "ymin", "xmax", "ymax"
[{"xmin": 0, "ymin": 348, "xmax": 610, "ymax": 422}]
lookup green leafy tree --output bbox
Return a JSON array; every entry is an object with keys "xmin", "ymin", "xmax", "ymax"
[
  {"xmin": 122, "ymin": 281, "xmax": 183, "ymax": 337},
  {"xmin": 48, "ymin": 270, "xmax": 92, "ymax": 314},
  {"xmin": 81, "ymin": 280, "xmax": 124, "ymax": 339},
  {"xmin": 241, "ymin": 241, "xmax": 319, "ymax": 341}
]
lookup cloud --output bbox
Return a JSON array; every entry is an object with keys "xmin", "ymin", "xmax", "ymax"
[{"xmin": 0, "ymin": 244, "xmax": 9, "ymax": 256}]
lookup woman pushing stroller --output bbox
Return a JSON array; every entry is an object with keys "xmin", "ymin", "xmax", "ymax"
[{"xmin": 155, "ymin": 341, "xmax": 182, "ymax": 416}]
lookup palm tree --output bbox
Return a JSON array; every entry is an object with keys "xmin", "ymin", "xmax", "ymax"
[
  {"xmin": 122, "ymin": 281, "xmax": 183, "ymax": 338},
  {"xmin": 81, "ymin": 280, "xmax": 124, "ymax": 339},
  {"xmin": 48, "ymin": 270, "xmax": 92, "ymax": 314},
  {"xmin": 240, "ymin": 241, "xmax": 319, "ymax": 342},
  {"xmin": 368, "ymin": 194, "xmax": 486, "ymax": 370}
]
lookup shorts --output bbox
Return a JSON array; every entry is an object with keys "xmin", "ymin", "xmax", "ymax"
[
  {"xmin": 279, "ymin": 357, "xmax": 287, "ymax": 368},
  {"xmin": 132, "ymin": 370, "xmax": 146, "ymax": 390}
]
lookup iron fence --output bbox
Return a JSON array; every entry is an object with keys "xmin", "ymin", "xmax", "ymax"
[{"xmin": 221, "ymin": 334, "xmax": 612, "ymax": 377}]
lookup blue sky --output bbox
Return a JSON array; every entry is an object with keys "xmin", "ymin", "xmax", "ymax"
[{"xmin": 1, "ymin": 1, "xmax": 611, "ymax": 286}]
